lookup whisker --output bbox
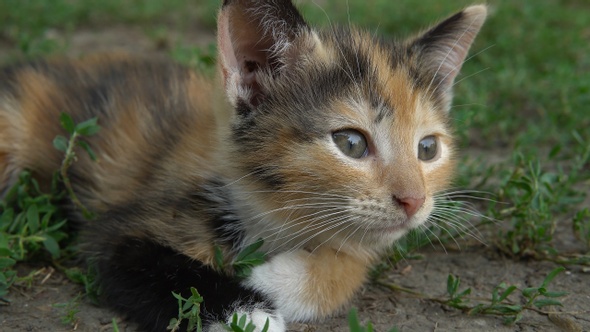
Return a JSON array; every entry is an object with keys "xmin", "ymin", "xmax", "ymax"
[
  {"xmin": 245, "ymin": 202, "xmax": 349, "ymax": 226},
  {"xmin": 435, "ymin": 204, "xmax": 500, "ymax": 225},
  {"xmin": 271, "ymin": 215, "xmax": 355, "ymax": 255},
  {"xmin": 428, "ymin": 214, "xmax": 486, "ymax": 245},
  {"xmin": 420, "ymin": 224, "xmax": 448, "ymax": 253},
  {"xmin": 262, "ymin": 208, "xmax": 351, "ymax": 243},
  {"xmin": 252, "ymin": 206, "xmax": 349, "ymax": 241},
  {"xmin": 308, "ymin": 218, "xmax": 359, "ymax": 254},
  {"xmin": 336, "ymin": 220, "xmax": 370, "ymax": 255},
  {"xmin": 449, "ymin": 67, "xmax": 490, "ymax": 90},
  {"xmin": 246, "ymin": 189, "xmax": 353, "ymax": 200},
  {"xmin": 220, "ymin": 170, "xmax": 260, "ymax": 188}
]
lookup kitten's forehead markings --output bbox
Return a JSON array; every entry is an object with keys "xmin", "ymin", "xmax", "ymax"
[
  {"xmin": 321, "ymin": 36, "xmax": 393, "ymax": 123},
  {"xmin": 373, "ymin": 104, "xmax": 390, "ymax": 124},
  {"xmin": 344, "ymin": 96, "xmax": 391, "ymax": 127},
  {"xmin": 377, "ymin": 67, "xmax": 418, "ymax": 118}
]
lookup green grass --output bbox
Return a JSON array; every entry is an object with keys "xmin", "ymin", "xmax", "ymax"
[
  {"xmin": 0, "ymin": 113, "xmax": 100, "ymax": 299},
  {"xmin": 0, "ymin": 0, "xmax": 588, "ymax": 328}
]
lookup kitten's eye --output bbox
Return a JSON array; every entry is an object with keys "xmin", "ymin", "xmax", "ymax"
[
  {"xmin": 418, "ymin": 135, "xmax": 438, "ymax": 161},
  {"xmin": 332, "ymin": 129, "xmax": 368, "ymax": 159}
]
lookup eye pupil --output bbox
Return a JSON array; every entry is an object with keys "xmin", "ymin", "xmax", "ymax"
[
  {"xmin": 418, "ymin": 136, "xmax": 438, "ymax": 161},
  {"xmin": 332, "ymin": 129, "xmax": 368, "ymax": 159}
]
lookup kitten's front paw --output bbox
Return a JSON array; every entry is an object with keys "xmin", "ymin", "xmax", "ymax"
[{"xmin": 244, "ymin": 248, "xmax": 368, "ymax": 322}]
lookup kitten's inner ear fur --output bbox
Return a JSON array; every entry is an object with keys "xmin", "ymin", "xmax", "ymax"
[
  {"xmin": 217, "ymin": 0, "xmax": 310, "ymax": 109},
  {"xmin": 413, "ymin": 5, "xmax": 487, "ymax": 110}
]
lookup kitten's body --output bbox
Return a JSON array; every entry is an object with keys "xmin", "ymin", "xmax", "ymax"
[{"xmin": 0, "ymin": 1, "xmax": 486, "ymax": 331}]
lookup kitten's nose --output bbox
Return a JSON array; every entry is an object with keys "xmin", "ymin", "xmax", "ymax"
[{"xmin": 394, "ymin": 196, "xmax": 425, "ymax": 218}]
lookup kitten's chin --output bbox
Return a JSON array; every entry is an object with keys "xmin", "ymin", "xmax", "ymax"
[
  {"xmin": 367, "ymin": 225, "xmax": 413, "ymax": 251},
  {"xmin": 365, "ymin": 215, "xmax": 430, "ymax": 252}
]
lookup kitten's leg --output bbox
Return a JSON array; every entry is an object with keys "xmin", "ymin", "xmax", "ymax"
[
  {"xmin": 97, "ymin": 236, "xmax": 285, "ymax": 332},
  {"xmin": 243, "ymin": 247, "xmax": 368, "ymax": 322}
]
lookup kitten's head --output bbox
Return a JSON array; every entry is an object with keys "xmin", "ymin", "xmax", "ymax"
[{"xmin": 217, "ymin": 0, "xmax": 486, "ymax": 256}]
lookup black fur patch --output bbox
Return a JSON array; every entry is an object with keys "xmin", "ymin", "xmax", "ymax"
[
  {"xmin": 236, "ymin": 99, "xmax": 254, "ymax": 118},
  {"xmin": 196, "ymin": 179, "xmax": 247, "ymax": 250},
  {"xmin": 416, "ymin": 11, "xmax": 465, "ymax": 48},
  {"xmin": 336, "ymin": 42, "xmax": 371, "ymax": 82},
  {"xmin": 97, "ymin": 237, "xmax": 270, "ymax": 332}
]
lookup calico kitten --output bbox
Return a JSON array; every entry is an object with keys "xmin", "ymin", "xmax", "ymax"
[{"xmin": 0, "ymin": 1, "xmax": 487, "ymax": 331}]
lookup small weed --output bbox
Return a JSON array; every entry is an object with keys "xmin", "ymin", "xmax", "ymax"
[
  {"xmin": 573, "ymin": 208, "xmax": 590, "ymax": 249},
  {"xmin": 64, "ymin": 266, "xmax": 99, "ymax": 303},
  {"xmin": 347, "ymin": 308, "xmax": 399, "ymax": 332},
  {"xmin": 378, "ymin": 267, "xmax": 568, "ymax": 325},
  {"xmin": 112, "ymin": 318, "xmax": 120, "ymax": 332},
  {"xmin": 224, "ymin": 313, "xmax": 269, "ymax": 332},
  {"xmin": 168, "ymin": 287, "xmax": 204, "ymax": 332},
  {"xmin": 231, "ymin": 239, "xmax": 266, "ymax": 279},
  {"xmin": 0, "ymin": 170, "xmax": 67, "ymax": 298},
  {"xmin": 443, "ymin": 267, "xmax": 567, "ymax": 324},
  {"xmin": 53, "ymin": 112, "xmax": 100, "ymax": 219},
  {"xmin": 0, "ymin": 113, "xmax": 100, "ymax": 299},
  {"xmin": 491, "ymin": 152, "xmax": 586, "ymax": 258},
  {"xmin": 53, "ymin": 293, "xmax": 82, "ymax": 327},
  {"xmin": 215, "ymin": 239, "xmax": 266, "ymax": 279}
]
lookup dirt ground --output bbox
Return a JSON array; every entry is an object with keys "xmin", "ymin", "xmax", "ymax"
[{"xmin": 1, "ymin": 26, "xmax": 589, "ymax": 332}]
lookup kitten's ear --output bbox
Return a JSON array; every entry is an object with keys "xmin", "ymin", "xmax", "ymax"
[
  {"xmin": 412, "ymin": 5, "xmax": 487, "ymax": 110},
  {"xmin": 217, "ymin": 0, "xmax": 310, "ymax": 109}
]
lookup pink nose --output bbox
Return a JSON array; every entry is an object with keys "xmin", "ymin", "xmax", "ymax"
[{"xmin": 394, "ymin": 196, "xmax": 426, "ymax": 218}]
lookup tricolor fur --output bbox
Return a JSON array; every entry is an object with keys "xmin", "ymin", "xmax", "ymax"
[{"xmin": 0, "ymin": 1, "xmax": 487, "ymax": 331}]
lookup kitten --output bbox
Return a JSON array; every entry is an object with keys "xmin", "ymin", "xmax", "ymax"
[{"xmin": 0, "ymin": 1, "xmax": 486, "ymax": 331}]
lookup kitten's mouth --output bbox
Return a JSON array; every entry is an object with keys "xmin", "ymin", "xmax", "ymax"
[
  {"xmin": 370, "ymin": 216, "xmax": 425, "ymax": 235},
  {"xmin": 371, "ymin": 222, "xmax": 411, "ymax": 234}
]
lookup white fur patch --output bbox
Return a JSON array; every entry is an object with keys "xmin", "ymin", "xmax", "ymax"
[{"xmin": 243, "ymin": 250, "xmax": 319, "ymax": 322}]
